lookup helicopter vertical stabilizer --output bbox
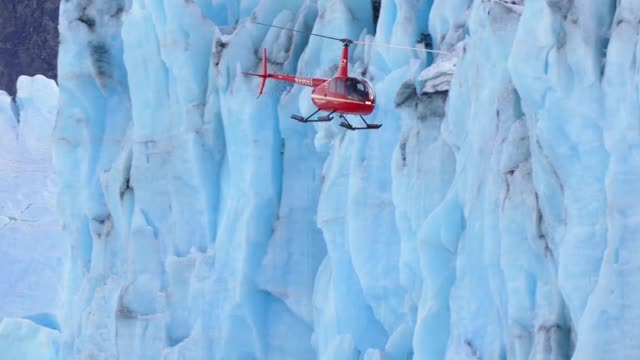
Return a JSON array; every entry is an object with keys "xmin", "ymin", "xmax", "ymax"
[
  {"xmin": 259, "ymin": 48, "xmax": 267, "ymax": 97},
  {"xmin": 242, "ymin": 48, "xmax": 268, "ymax": 97}
]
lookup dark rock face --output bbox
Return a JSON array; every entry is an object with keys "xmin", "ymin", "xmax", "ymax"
[{"xmin": 0, "ymin": 0, "xmax": 59, "ymax": 96}]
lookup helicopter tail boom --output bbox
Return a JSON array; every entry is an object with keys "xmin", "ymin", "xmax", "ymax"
[{"xmin": 243, "ymin": 48, "xmax": 328, "ymax": 97}]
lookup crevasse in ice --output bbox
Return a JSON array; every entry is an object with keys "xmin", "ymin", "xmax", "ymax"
[{"xmin": 46, "ymin": 0, "xmax": 640, "ymax": 358}]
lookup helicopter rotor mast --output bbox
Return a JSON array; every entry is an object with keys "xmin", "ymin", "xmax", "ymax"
[{"xmin": 338, "ymin": 40, "xmax": 351, "ymax": 77}]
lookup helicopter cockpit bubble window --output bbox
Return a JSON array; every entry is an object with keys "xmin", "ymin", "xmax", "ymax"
[
  {"xmin": 363, "ymin": 79, "xmax": 375, "ymax": 103},
  {"xmin": 345, "ymin": 77, "xmax": 373, "ymax": 102}
]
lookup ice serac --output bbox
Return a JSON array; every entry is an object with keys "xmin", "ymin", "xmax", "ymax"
[
  {"xmin": 53, "ymin": 0, "xmax": 640, "ymax": 359},
  {"xmin": 55, "ymin": 0, "xmax": 131, "ymax": 358}
]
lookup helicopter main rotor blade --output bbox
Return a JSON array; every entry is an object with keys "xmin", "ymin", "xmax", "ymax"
[
  {"xmin": 352, "ymin": 40, "xmax": 449, "ymax": 54},
  {"xmin": 251, "ymin": 21, "xmax": 449, "ymax": 54},
  {"xmin": 252, "ymin": 21, "xmax": 345, "ymax": 42}
]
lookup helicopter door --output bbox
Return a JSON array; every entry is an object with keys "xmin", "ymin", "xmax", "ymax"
[{"xmin": 336, "ymin": 78, "xmax": 344, "ymax": 95}]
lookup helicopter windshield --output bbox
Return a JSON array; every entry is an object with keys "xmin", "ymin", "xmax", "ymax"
[{"xmin": 345, "ymin": 77, "xmax": 374, "ymax": 102}]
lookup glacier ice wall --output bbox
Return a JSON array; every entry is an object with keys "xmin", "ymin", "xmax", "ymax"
[{"xmin": 53, "ymin": 0, "xmax": 640, "ymax": 359}]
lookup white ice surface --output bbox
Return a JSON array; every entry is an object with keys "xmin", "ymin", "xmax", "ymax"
[
  {"xmin": 0, "ymin": 75, "xmax": 62, "ymax": 358},
  {"xmin": 0, "ymin": 75, "xmax": 64, "ymax": 321},
  {"xmin": 0, "ymin": 318, "xmax": 59, "ymax": 359}
]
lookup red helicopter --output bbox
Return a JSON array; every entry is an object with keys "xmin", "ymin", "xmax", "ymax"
[{"xmin": 243, "ymin": 22, "xmax": 444, "ymax": 131}]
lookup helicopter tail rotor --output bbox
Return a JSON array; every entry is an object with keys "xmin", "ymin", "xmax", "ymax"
[{"xmin": 242, "ymin": 48, "xmax": 269, "ymax": 98}]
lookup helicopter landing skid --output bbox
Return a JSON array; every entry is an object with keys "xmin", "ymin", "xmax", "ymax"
[
  {"xmin": 338, "ymin": 115, "xmax": 382, "ymax": 131},
  {"xmin": 291, "ymin": 109, "xmax": 335, "ymax": 123}
]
